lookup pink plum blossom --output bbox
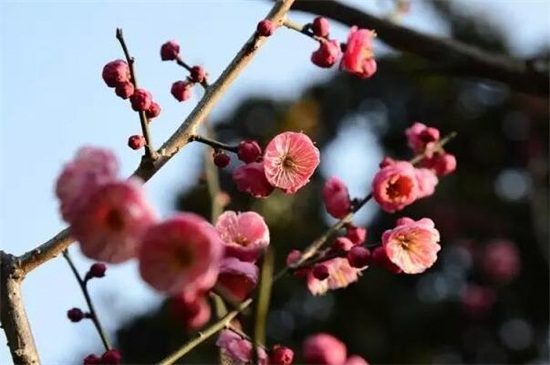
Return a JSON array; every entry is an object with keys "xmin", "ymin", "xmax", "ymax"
[
  {"xmin": 269, "ymin": 344, "xmax": 294, "ymax": 365},
  {"xmin": 232, "ymin": 161, "xmax": 274, "ymax": 198},
  {"xmin": 414, "ymin": 168, "xmax": 439, "ymax": 199},
  {"xmin": 311, "ymin": 39, "xmax": 342, "ymax": 68},
  {"xmin": 340, "ymin": 27, "xmax": 377, "ymax": 79},
  {"xmin": 263, "ymin": 132, "xmax": 320, "ymax": 194},
  {"xmin": 215, "ymin": 210, "xmax": 269, "ymax": 262},
  {"xmin": 138, "ymin": 213, "xmax": 223, "ymax": 296},
  {"xmin": 372, "ymin": 160, "xmax": 418, "ymax": 213},
  {"xmin": 55, "ymin": 146, "xmax": 119, "ymax": 223},
  {"xmin": 382, "ymin": 217, "xmax": 441, "ymax": 274},
  {"xmin": 371, "ymin": 245, "xmax": 403, "ymax": 274},
  {"xmin": 302, "ymin": 333, "xmax": 347, "ymax": 365},
  {"xmin": 307, "ymin": 257, "xmax": 362, "ymax": 295},
  {"xmin": 71, "ymin": 179, "xmax": 157, "ymax": 263},
  {"xmin": 423, "ymin": 152, "xmax": 457, "ymax": 176},
  {"xmin": 345, "ymin": 225, "xmax": 367, "ymax": 245},
  {"xmin": 322, "ymin": 177, "xmax": 351, "ymax": 218},
  {"xmin": 216, "ymin": 257, "xmax": 259, "ymax": 301},
  {"xmin": 405, "ymin": 122, "xmax": 440, "ymax": 155},
  {"xmin": 216, "ymin": 330, "xmax": 268, "ymax": 364},
  {"xmin": 170, "ymin": 293, "xmax": 211, "ymax": 330}
]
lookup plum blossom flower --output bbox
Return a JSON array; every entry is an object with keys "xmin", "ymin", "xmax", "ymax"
[
  {"xmin": 71, "ymin": 179, "xmax": 157, "ymax": 263},
  {"xmin": 215, "ymin": 211, "xmax": 269, "ymax": 262},
  {"xmin": 311, "ymin": 39, "xmax": 342, "ymax": 68},
  {"xmin": 322, "ymin": 177, "xmax": 351, "ymax": 219},
  {"xmin": 216, "ymin": 257, "xmax": 259, "ymax": 301},
  {"xmin": 270, "ymin": 345, "xmax": 294, "ymax": 365},
  {"xmin": 405, "ymin": 122, "xmax": 440, "ymax": 155},
  {"xmin": 170, "ymin": 293, "xmax": 211, "ymax": 330},
  {"xmin": 55, "ymin": 146, "xmax": 119, "ymax": 223},
  {"xmin": 345, "ymin": 355, "xmax": 369, "ymax": 365},
  {"xmin": 372, "ymin": 160, "xmax": 418, "ymax": 213},
  {"xmin": 382, "ymin": 217, "xmax": 441, "ymax": 274},
  {"xmin": 340, "ymin": 26, "xmax": 377, "ymax": 79},
  {"xmin": 302, "ymin": 333, "xmax": 347, "ymax": 365},
  {"xmin": 263, "ymin": 132, "xmax": 320, "ymax": 194},
  {"xmin": 138, "ymin": 213, "xmax": 223, "ymax": 296},
  {"xmin": 232, "ymin": 162, "xmax": 274, "ymax": 198},
  {"xmin": 414, "ymin": 168, "xmax": 439, "ymax": 199},
  {"xmin": 216, "ymin": 330, "xmax": 268, "ymax": 364},
  {"xmin": 423, "ymin": 152, "xmax": 457, "ymax": 176},
  {"xmin": 307, "ymin": 257, "xmax": 362, "ymax": 295}
]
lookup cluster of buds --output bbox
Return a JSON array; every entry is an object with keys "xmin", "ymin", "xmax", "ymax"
[
  {"xmin": 160, "ymin": 40, "xmax": 207, "ymax": 102},
  {"xmin": 101, "ymin": 60, "xmax": 161, "ymax": 116},
  {"xmin": 306, "ymin": 17, "xmax": 377, "ymax": 79}
]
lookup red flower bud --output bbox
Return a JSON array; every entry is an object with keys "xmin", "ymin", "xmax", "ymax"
[
  {"xmin": 312, "ymin": 264, "xmax": 329, "ymax": 280},
  {"xmin": 213, "ymin": 151, "xmax": 231, "ymax": 168},
  {"xmin": 100, "ymin": 349, "xmax": 122, "ymax": 365},
  {"xmin": 171, "ymin": 81, "xmax": 192, "ymax": 102},
  {"xmin": 237, "ymin": 140, "xmax": 262, "ymax": 163},
  {"xmin": 190, "ymin": 66, "xmax": 206, "ymax": 84},
  {"xmin": 312, "ymin": 17, "xmax": 330, "ymax": 38},
  {"xmin": 130, "ymin": 89, "xmax": 152, "ymax": 111},
  {"xmin": 257, "ymin": 19, "xmax": 275, "ymax": 37},
  {"xmin": 86, "ymin": 263, "xmax": 107, "ymax": 279},
  {"xmin": 347, "ymin": 246, "xmax": 370, "ymax": 268},
  {"xmin": 160, "ymin": 40, "xmax": 180, "ymax": 61},
  {"xmin": 146, "ymin": 102, "xmax": 161, "ymax": 119},
  {"xmin": 128, "ymin": 135, "xmax": 146, "ymax": 150},
  {"xmin": 67, "ymin": 307, "xmax": 84, "ymax": 322},
  {"xmin": 114, "ymin": 81, "xmax": 134, "ymax": 99},
  {"xmin": 102, "ymin": 60, "xmax": 130, "ymax": 88}
]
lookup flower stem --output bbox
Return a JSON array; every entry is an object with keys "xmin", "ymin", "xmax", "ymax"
[
  {"xmin": 116, "ymin": 28, "xmax": 157, "ymax": 160},
  {"xmin": 62, "ymin": 250, "xmax": 111, "ymax": 351},
  {"xmin": 175, "ymin": 55, "xmax": 210, "ymax": 89},
  {"xmin": 189, "ymin": 134, "xmax": 239, "ymax": 153},
  {"xmin": 282, "ymin": 19, "xmax": 324, "ymax": 42}
]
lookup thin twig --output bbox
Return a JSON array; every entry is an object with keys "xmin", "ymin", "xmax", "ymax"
[
  {"xmin": 252, "ymin": 249, "xmax": 274, "ymax": 364},
  {"xmin": 282, "ymin": 19, "xmax": 324, "ymax": 42},
  {"xmin": 116, "ymin": 28, "xmax": 156, "ymax": 159},
  {"xmin": 62, "ymin": 250, "xmax": 112, "ymax": 351},
  {"xmin": 191, "ymin": 134, "xmax": 239, "ymax": 154},
  {"xmin": 175, "ymin": 55, "xmax": 210, "ymax": 89}
]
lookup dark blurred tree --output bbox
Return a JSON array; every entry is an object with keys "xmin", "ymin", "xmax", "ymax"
[{"xmin": 105, "ymin": 2, "xmax": 549, "ymax": 364}]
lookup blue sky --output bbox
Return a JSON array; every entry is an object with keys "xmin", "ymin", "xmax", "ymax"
[{"xmin": 1, "ymin": 1, "xmax": 548, "ymax": 364}]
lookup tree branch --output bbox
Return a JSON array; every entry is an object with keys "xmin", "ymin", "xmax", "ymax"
[
  {"xmin": 291, "ymin": 0, "xmax": 549, "ymax": 96},
  {"xmin": 17, "ymin": 0, "xmax": 295, "ymax": 276},
  {"xmin": 0, "ymin": 252, "xmax": 40, "ymax": 364}
]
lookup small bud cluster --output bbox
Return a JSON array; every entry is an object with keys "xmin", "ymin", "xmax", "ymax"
[{"xmin": 306, "ymin": 17, "xmax": 377, "ymax": 79}]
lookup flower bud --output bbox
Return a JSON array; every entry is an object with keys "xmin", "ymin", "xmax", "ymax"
[
  {"xmin": 86, "ymin": 263, "xmax": 107, "ymax": 279},
  {"xmin": 311, "ymin": 39, "xmax": 341, "ymax": 68},
  {"xmin": 160, "ymin": 40, "xmax": 180, "ymax": 61},
  {"xmin": 312, "ymin": 264, "xmax": 329, "ymax": 280},
  {"xmin": 130, "ymin": 89, "xmax": 152, "ymax": 111},
  {"xmin": 171, "ymin": 80, "xmax": 192, "ymax": 102},
  {"xmin": 190, "ymin": 66, "xmax": 206, "ymax": 84},
  {"xmin": 145, "ymin": 102, "xmax": 161, "ymax": 119},
  {"xmin": 67, "ymin": 307, "xmax": 85, "ymax": 322},
  {"xmin": 102, "ymin": 60, "xmax": 130, "ymax": 88},
  {"xmin": 257, "ymin": 19, "xmax": 275, "ymax": 37},
  {"xmin": 83, "ymin": 354, "xmax": 101, "ymax": 365},
  {"xmin": 237, "ymin": 140, "xmax": 262, "ymax": 163},
  {"xmin": 312, "ymin": 17, "xmax": 330, "ymax": 37},
  {"xmin": 213, "ymin": 151, "xmax": 231, "ymax": 168},
  {"xmin": 270, "ymin": 344, "xmax": 294, "ymax": 365},
  {"xmin": 114, "ymin": 81, "xmax": 134, "ymax": 99},
  {"xmin": 100, "ymin": 349, "xmax": 122, "ymax": 365},
  {"xmin": 128, "ymin": 135, "xmax": 146, "ymax": 150},
  {"xmin": 347, "ymin": 246, "xmax": 370, "ymax": 268}
]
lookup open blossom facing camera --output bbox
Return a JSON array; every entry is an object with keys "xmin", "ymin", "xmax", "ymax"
[
  {"xmin": 215, "ymin": 211, "xmax": 269, "ymax": 262},
  {"xmin": 55, "ymin": 146, "xmax": 119, "ymax": 223},
  {"xmin": 322, "ymin": 177, "xmax": 351, "ymax": 219},
  {"xmin": 382, "ymin": 217, "xmax": 441, "ymax": 274},
  {"xmin": 372, "ymin": 160, "xmax": 418, "ymax": 213},
  {"xmin": 71, "ymin": 179, "xmax": 157, "ymax": 263},
  {"xmin": 138, "ymin": 213, "xmax": 223, "ymax": 296},
  {"xmin": 263, "ymin": 132, "xmax": 320, "ymax": 194},
  {"xmin": 340, "ymin": 26, "xmax": 377, "ymax": 79}
]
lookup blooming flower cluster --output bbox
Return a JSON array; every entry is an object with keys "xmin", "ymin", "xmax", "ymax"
[
  {"xmin": 371, "ymin": 122, "xmax": 456, "ymax": 213},
  {"xmin": 308, "ymin": 17, "xmax": 377, "ymax": 79}
]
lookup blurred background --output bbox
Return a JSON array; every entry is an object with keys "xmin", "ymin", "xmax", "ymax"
[{"xmin": 1, "ymin": 0, "xmax": 548, "ymax": 364}]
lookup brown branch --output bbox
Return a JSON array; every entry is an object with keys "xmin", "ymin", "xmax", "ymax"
[
  {"xmin": 0, "ymin": 252, "xmax": 40, "ymax": 364},
  {"xmin": 17, "ymin": 0, "xmax": 295, "ymax": 277},
  {"xmin": 291, "ymin": 0, "xmax": 549, "ymax": 97}
]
